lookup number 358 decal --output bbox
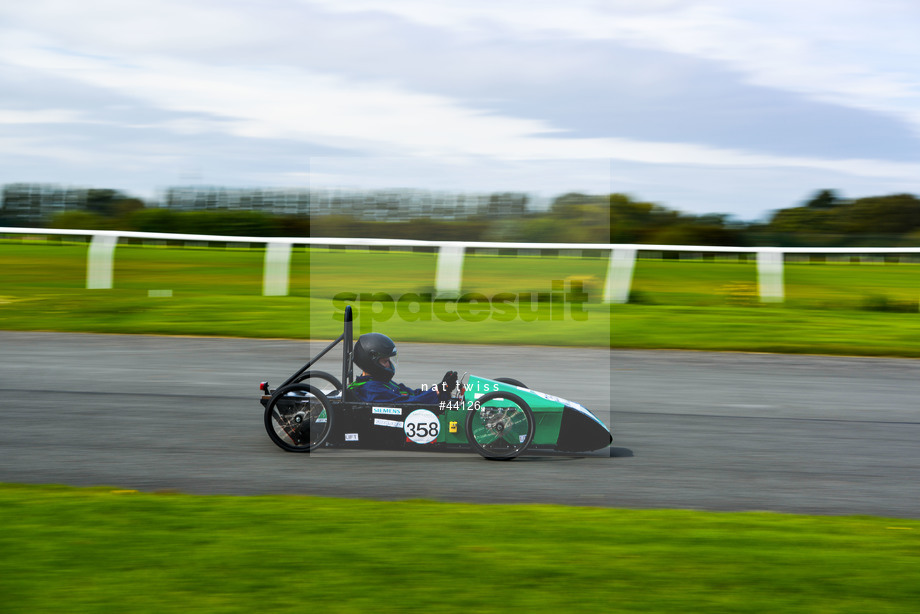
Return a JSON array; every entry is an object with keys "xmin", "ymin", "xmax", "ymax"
[{"xmin": 404, "ymin": 409, "xmax": 439, "ymax": 444}]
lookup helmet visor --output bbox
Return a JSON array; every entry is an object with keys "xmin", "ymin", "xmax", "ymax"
[{"xmin": 377, "ymin": 355, "xmax": 397, "ymax": 373}]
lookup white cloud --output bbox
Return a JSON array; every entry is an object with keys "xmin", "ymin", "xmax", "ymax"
[
  {"xmin": 0, "ymin": 1, "xmax": 259, "ymax": 52},
  {"xmin": 305, "ymin": 0, "xmax": 920, "ymax": 132},
  {"xmin": 3, "ymin": 36, "xmax": 917, "ymax": 184},
  {"xmin": 0, "ymin": 135, "xmax": 106, "ymax": 165},
  {"xmin": 5, "ymin": 1, "xmax": 919, "ymax": 133},
  {"xmin": 0, "ymin": 1, "xmax": 918, "ymax": 217},
  {"xmin": 1, "ymin": 25, "xmax": 918, "ymax": 191},
  {"xmin": 0, "ymin": 109, "xmax": 85, "ymax": 124}
]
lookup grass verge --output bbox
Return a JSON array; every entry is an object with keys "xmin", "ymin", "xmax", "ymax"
[
  {"xmin": 2, "ymin": 484, "xmax": 920, "ymax": 613},
  {"xmin": 5, "ymin": 291, "xmax": 920, "ymax": 357}
]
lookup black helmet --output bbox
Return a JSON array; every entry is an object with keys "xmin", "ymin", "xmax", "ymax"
[{"xmin": 353, "ymin": 333, "xmax": 397, "ymax": 382}]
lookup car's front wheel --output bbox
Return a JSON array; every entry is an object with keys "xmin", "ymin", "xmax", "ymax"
[{"xmin": 465, "ymin": 391, "xmax": 534, "ymax": 460}]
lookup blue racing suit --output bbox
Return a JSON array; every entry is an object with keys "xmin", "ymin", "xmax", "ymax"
[{"xmin": 347, "ymin": 375, "xmax": 439, "ymax": 404}]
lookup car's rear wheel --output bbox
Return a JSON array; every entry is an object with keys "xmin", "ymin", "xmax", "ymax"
[
  {"xmin": 465, "ymin": 391, "xmax": 534, "ymax": 460},
  {"xmin": 264, "ymin": 384, "xmax": 333, "ymax": 452},
  {"xmin": 494, "ymin": 377, "xmax": 527, "ymax": 389}
]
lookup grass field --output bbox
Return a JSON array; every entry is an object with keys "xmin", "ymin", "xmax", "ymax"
[
  {"xmin": 4, "ymin": 241, "xmax": 920, "ymax": 612},
  {"xmin": 632, "ymin": 257, "xmax": 920, "ymax": 310},
  {"xmin": 2, "ymin": 483, "xmax": 919, "ymax": 614},
  {"xmin": 2, "ymin": 240, "xmax": 920, "ymax": 355}
]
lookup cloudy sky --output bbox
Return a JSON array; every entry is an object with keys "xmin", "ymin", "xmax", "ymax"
[{"xmin": 1, "ymin": 1, "xmax": 919, "ymax": 220}]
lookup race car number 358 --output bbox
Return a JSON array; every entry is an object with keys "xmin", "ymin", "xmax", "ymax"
[{"xmin": 404, "ymin": 409, "xmax": 439, "ymax": 444}]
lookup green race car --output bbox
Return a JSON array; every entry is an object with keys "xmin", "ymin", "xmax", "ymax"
[{"xmin": 260, "ymin": 307, "xmax": 612, "ymax": 460}]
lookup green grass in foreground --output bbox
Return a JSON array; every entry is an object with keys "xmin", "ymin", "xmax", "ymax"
[
  {"xmin": 1, "ymin": 484, "xmax": 919, "ymax": 613},
  {"xmin": 3, "ymin": 240, "xmax": 920, "ymax": 356}
]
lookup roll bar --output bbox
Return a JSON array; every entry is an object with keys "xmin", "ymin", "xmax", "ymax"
[
  {"xmin": 342, "ymin": 305, "xmax": 354, "ymax": 387},
  {"xmin": 279, "ymin": 305, "xmax": 355, "ymax": 389}
]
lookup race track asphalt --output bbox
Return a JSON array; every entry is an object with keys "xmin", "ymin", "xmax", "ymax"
[{"xmin": 1, "ymin": 331, "xmax": 919, "ymax": 518}]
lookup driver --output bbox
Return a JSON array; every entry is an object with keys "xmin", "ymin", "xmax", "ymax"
[{"xmin": 347, "ymin": 333, "xmax": 457, "ymax": 404}]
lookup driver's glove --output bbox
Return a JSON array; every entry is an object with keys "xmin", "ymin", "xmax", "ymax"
[{"xmin": 437, "ymin": 371, "xmax": 458, "ymax": 401}]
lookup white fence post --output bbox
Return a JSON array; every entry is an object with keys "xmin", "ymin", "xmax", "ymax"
[
  {"xmin": 435, "ymin": 243, "xmax": 465, "ymax": 299},
  {"xmin": 263, "ymin": 241, "xmax": 293, "ymax": 296},
  {"xmin": 757, "ymin": 250, "xmax": 785, "ymax": 303},
  {"xmin": 605, "ymin": 247, "xmax": 637, "ymax": 303},
  {"xmin": 86, "ymin": 234, "xmax": 118, "ymax": 289},
  {"xmin": 7, "ymin": 229, "xmax": 920, "ymax": 307}
]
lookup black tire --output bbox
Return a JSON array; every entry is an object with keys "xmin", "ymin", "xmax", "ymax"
[
  {"xmin": 293, "ymin": 370, "xmax": 343, "ymax": 396},
  {"xmin": 494, "ymin": 377, "xmax": 527, "ymax": 389},
  {"xmin": 264, "ymin": 384, "xmax": 333, "ymax": 453},
  {"xmin": 465, "ymin": 391, "xmax": 535, "ymax": 460}
]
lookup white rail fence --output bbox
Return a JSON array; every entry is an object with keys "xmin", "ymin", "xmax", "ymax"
[{"xmin": 3, "ymin": 227, "xmax": 920, "ymax": 303}]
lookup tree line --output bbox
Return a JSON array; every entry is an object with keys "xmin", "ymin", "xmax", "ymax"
[{"xmin": 2, "ymin": 184, "xmax": 919, "ymax": 246}]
